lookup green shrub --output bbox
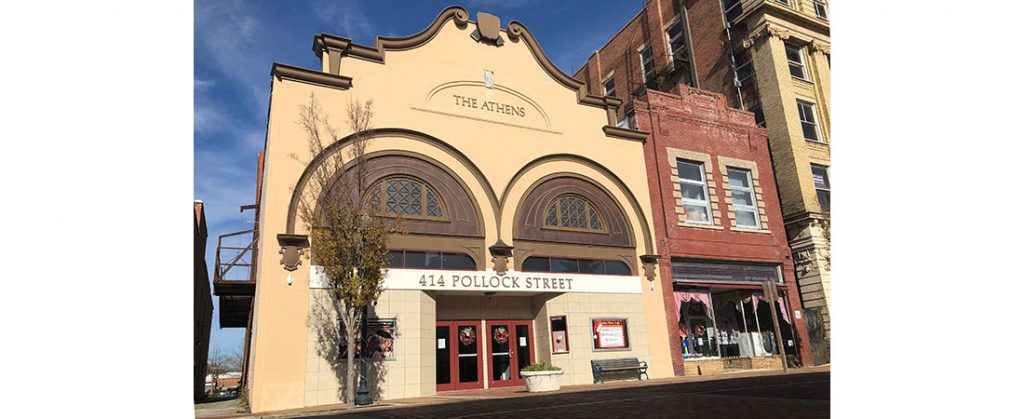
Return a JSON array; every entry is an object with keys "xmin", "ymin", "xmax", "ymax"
[{"xmin": 521, "ymin": 362, "xmax": 562, "ymax": 372}]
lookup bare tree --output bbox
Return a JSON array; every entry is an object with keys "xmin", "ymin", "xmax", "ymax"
[
  {"xmin": 207, "ymin": 347, "xmax": 242, "ymax": 395},
  {"xmin": 292, "ymin": 93, "xmax": 402, "ymax": 407}
]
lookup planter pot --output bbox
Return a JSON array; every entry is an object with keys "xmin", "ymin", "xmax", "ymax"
[{"xmin": 520, "ymin": 370, "xmax": 564, "ymax": 393}]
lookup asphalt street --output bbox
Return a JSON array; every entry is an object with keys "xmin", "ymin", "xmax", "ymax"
[{"xmin": 310, "ymin": 371, "xmax": 830, "ymax": 419}]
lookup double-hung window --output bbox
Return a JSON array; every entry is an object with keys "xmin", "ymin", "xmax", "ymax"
[
  {"xmin": 640, "ymin": 45, "xmax": 656, "ymax": 85},
  {"xmin": 727, "ymin": 168, "xmax": 760, "ymax": 229},
  {"xmin": 603, "ymin": 76, "xmax": 616, "ymax": 98},
  {"xmin": 786, "ymin": 43, "xmax": 807, "ymax": 80},
  {"xmin": 797, "ymin": 100, "xmax": 821, "ymax": 141},
  {"xmin": 811, "ymin": 164, "xmax": 830, "ymax": 212},
  {"xmin": 814, "ymin": 1, "xmax": 829, "ymax": 20},
  {"xmin": 677, "ymin": 160, "xmax": 712, "ymax": 224}
]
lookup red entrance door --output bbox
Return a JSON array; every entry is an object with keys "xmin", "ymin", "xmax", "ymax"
[
  {"xmin": 436, "ymin": 321, "xmax": 483, "ymax": 391},
  {"xmin": 486, "ymin": 320, "xmax": 534, "ymax": 388}
]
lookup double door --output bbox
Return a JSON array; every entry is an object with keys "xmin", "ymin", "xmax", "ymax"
[{"xmin": 435, "ymin": 320, "xmax": 533, "ymax": 391}]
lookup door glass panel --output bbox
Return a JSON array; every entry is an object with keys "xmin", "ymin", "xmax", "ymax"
[
  {"xmin": 457, "ymin": 325, "xmax": 478, "ymax": 383},
  {"xmin": 491, "ymin": 325, "xmax": 511, "ymax": 381},
  {"xmin": 436, "ymin": 326, "xmax": 450, "ymax": 385},
  {"xmin": 515, "ymin": 325, "xmax": 530, "ymax": 379}
]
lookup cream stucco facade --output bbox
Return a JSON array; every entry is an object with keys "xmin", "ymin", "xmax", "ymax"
[{"xmin": 244, "ymin": 7, "xmax": 673, "ymax": 413}]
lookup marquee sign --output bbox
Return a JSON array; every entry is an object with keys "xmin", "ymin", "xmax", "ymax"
[{"xmin": 310, "ymin": 267, "xmax": 642, "ymax": 294}]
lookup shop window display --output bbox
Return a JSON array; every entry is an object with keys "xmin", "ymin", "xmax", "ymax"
[{"xmin": 676, "ymin": 288, "xmax": 797, "ymax": 361}]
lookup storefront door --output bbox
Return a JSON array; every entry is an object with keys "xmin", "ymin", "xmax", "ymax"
[
  {"xmin": 436, "ymin": 321, "xmax": 483, "ymax": 391},
  {"xmin": 486, "ymin": 320, "xmax": 533, "ymax": 388}
]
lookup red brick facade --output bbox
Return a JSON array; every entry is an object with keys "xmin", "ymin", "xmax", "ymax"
[
  {"xmin": 634, "ymin": 88, "xmax": 812, "ymax": 374},
  {"xmin": 574, "ymin": 0, "xmax": 743, "ymax": 114}
]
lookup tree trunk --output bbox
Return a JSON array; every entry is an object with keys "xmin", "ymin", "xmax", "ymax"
[{"xmin": 345, "ymin": 310, "xmax": 357, "ymax": 408}]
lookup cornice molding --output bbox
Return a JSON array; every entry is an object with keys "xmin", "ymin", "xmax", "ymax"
[
  {"xmin": 313, "ymin": 6, "xmax": 469, "ymax": 64},
  {"xmin": 602, "ymin": 125, "xmax": 649, "ymax": 142},
  {"xmin": 741, "ymin": 23, "xmax": 791, "ymax": 49},
  {"xmin": 271, "ymin": 63, "xmax": 353, "ymax": 90},
  {"xmin": 809, "ymin": 40, "xmax": 831, "ymax": 55}
]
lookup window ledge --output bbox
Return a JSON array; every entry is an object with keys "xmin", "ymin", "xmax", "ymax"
[
  {"xmin": 677, "ymin": 222, "xmax": 725, "ymax": 230},
  {"xmin": 792, "ymin": 76, "xmax": 813, "ymax": 86},
  {"xmin": 805, "ymin": 139, "xmax": 829, "ymax": 148},
  {"xmin": 731, "ymin": 227, "xmax": 772, "ymax": 234}
]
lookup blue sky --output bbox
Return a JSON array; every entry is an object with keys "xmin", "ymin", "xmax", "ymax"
[{"xmin": 195, "ymin": 0, "xmax": 645, "ymax": 356}]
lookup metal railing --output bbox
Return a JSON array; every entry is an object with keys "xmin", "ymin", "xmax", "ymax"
[{"xmin": 214, "ymin": 228, "xmax": 258, "ymax": 283}]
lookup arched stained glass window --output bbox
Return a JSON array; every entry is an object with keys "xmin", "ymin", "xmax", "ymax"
[
  {"xmin": 544, "ymin": 195, "xmax": 605, "ymax": 232},
  {"xmin": 366, "ymin": 177, "xmax": 445, "ymax": 219}
]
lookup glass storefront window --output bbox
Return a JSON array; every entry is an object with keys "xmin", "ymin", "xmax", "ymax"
[{"xmin": 678, "ymin": 288, "xmax": 797, "ymax": 362}]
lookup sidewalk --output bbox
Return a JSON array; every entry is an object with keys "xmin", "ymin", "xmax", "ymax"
[{"xmin": 199, "ymin": 365, "xmax": 830, "ymax": 419}]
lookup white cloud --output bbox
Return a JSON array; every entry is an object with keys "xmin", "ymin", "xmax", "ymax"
[
  {"xmin": 195, "ymin": 0, "xmax": 271, "ymax": 112},
  {"xmin": 313, "ymin": 0, "xmax": 377, "ymax": 43}
]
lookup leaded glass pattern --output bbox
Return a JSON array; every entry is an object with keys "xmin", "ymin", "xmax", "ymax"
[
  {"xmin": 367, "ymin": 177, "xmax": 445, "ymax": 219},
  {"xmin": 545, "ymin": 195, "xmax": 605, "ymax": 232},
  {"xmin": 426, "ymin": 190, "xmax": 442, "ymax": 217}
]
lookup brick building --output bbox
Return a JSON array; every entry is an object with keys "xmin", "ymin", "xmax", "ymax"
[
  {"xmin": 635, "ymin": 88, "xmax": 811, "ymax": 375},
  {"xmin": 575, "ymin": 0, "xmax": 831, "ymax": 364},
  {"xmin": 194, "ymin": 200, "xmax": 213, "ymax": 402}
]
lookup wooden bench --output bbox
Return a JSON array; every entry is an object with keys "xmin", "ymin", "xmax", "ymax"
[{"xmin": 591, "ymin": 358, "xmax": 649, "ymax": 383}]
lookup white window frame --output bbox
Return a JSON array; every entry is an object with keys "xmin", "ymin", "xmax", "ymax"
[
  {"xmin": 726, "ymin": 167, "xmax": 760, "ymax": 229},
  {"xmin": 796, "ymin": 100, "xmax": 822, "ymax": 142},
  {"xmin": 777, "ymin": 0, "xmax": 791, "ymax": 6},
  {"xmin": 813, "ymin": 0, "xmax": 829, "ymax": 20},
  {"xmin": 603, "ymin": 75, "xmax": 616, "ymax": 98},
  {"xmin": 677, "ymin": 159, "xmax": 712, "ymax": 225},
  {"xmin": 785, "ymin": 43, "xmax": 807, "ymax": 80},
  {"xmin": 640, "ymin": 45, "xmax": 655, "ymax": 84}
]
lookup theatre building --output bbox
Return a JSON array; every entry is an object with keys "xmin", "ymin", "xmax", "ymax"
[
  {"xmin": 237, "ymin": 7, "xmax": 675, "ymax": 413},
  {"xmin": 634, "ymin": 88, "xmax": 813, "ymax": 375}
]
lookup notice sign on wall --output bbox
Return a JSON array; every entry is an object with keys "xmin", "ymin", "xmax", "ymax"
[{"xmin": 592, "ymin": 319, "xmax": 629, "ymax": 350}]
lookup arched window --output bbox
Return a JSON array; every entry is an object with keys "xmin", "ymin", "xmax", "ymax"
[
  {"xmin": 544, "ymin": 195, "xmax": 605, "ymax": 232},
  {"xmin": 366, "ymin": 177, "xmax": 445, "ymax": 219}
]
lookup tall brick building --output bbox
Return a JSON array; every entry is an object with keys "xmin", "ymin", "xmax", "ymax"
[
  {"xmin": 575, "ymin": 0, "xmax": 831, "ymax": 364},
  {"xmin": 194, "ymin": 200, "xmax": 213, "ymax": 401}
]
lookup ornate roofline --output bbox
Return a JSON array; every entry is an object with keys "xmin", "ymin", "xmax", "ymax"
[{"xmin": 308, "ymin": 6, "xmax": 632, "ymax": 121}]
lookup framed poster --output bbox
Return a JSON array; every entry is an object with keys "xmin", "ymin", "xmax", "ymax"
[
  {"xmin": 592, "ymin": 318, "xmax": 629, "ymax": 350},
  {"xmin": 338, "ymin": 318, "xmax": 398, "ymax": 360}
]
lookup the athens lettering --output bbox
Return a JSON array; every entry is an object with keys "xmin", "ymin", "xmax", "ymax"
[
  {"xmin": 418, "ymin": 274, "xmax": 573, "ymax": 290},
  {"xmin": 452, "ymin": 94, "xmax": 526, "ymax": 118}
]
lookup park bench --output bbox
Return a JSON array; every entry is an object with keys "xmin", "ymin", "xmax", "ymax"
[{"xmin": 591, "ymin": 358, "xmax": 649, "ymax": 383}]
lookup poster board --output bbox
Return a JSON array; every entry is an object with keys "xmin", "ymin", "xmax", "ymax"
[{"xmin": 592, "ymin": 318, "xmax": 629, "ymax": 350}]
